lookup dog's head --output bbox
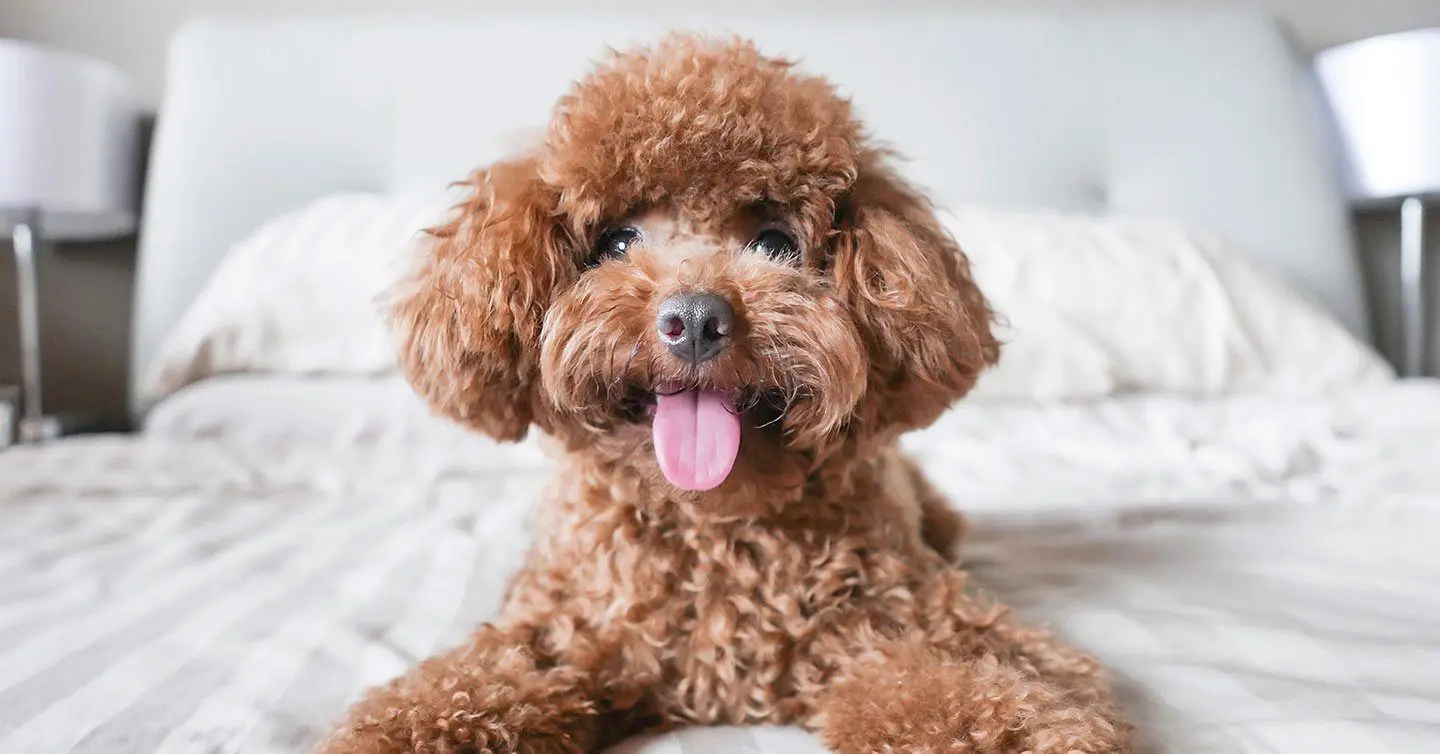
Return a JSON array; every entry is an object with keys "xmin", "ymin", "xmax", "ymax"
[{"xmin": 393, "ymin": 34, "xmax": 998, "ymax": 496}]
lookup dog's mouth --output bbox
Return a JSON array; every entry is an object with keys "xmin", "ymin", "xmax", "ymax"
[{"xmin": 618, "ymin": 382, "xmax": 784, "ymax": 492}]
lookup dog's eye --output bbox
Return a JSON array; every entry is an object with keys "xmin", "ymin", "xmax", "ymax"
[
  {"xmin": 595, "ymin": 226, "xmax": 641, "ymax": 261},
  {"xmin": 750, "ymin": 228, "xmax": 798, "ymax": 260}
]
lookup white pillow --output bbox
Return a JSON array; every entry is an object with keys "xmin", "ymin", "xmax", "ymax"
[
  {"xmin": 948, "ymin": 205, "xmax": 1394, "ymax": 402},
  {"xmin": 140, "ymin": 193, "xmax": 446, "ymax": 404},
  {"xmin": 142, "ymin": 194, "xmax": 1392, "ymax": 406}
]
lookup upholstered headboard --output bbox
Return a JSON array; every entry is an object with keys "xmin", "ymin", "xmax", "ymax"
[{"xmin": 130, "ymin": 8, "xmax": 1367, "ymax": 417}]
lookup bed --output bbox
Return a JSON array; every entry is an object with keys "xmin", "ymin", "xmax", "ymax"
[{"xmin": 4, "ymin": 9, "xmax": 1440, "ymax": 754}]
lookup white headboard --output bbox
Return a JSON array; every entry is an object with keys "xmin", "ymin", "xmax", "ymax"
[{"xmin": 130, "ymin": 8, "xmax": 1368, "ymax": 417}]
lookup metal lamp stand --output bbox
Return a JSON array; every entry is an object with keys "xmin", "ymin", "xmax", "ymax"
[
  {"xmin": 1400, "ymin": 198, "xmax": 1430, "ymax": 378},
  {"xmin": 10, "ymin": 210, "xmax": 62, "ymax": 444}
]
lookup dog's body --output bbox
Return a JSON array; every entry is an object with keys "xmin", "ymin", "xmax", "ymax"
[{"xmin": 321, "ymin": 35, "xmax": 1130, "ymax": 754}]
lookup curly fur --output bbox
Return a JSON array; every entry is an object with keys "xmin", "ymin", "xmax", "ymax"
[{"xmin": 322, "ymin": 33, "xmax": 1131, "ymax": 754}]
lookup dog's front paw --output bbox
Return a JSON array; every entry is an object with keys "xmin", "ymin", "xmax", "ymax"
[
  {"xmin": 316, "ymin": 707, "xmax": 423, "ymax": 754},
  {"xmin": 317, "ymin": 634, "xmax": 601, "ymax": 754},
  {"xmin": 318, "ymin": 698, "xmax": 594, "ymax": 754},
  {"xmin": 816, "ymin": 651, "xmax": 1130, "ymax": 754}
]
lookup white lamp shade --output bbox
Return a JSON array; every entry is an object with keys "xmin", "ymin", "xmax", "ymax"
[
  {"xmin": 1317, "ymin": 28, "xmax": 1440, "ymax": 202},
  {"xmin": 0, "ymin": 39, "xmax": 141, "ymax": 241}
]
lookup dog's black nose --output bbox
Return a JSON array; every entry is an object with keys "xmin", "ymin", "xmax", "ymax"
[{"xmin": 656, "ymin": 292, "xmax": 734, "ymax": 364}]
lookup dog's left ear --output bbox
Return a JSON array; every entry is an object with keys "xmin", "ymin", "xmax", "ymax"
[{"xmin": 832, "ymin": 154, "xmax": 1000, "ymax": 436}]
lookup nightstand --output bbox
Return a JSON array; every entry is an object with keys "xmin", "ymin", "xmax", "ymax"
[{"xmin": 1352, "ymin": 195, "xmax": 1435, "ymax": 376}]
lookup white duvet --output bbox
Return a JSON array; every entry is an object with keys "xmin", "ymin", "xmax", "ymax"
[{"xmin": 2, "ymin": 379, "xmax": 1439, "ymax": 753}]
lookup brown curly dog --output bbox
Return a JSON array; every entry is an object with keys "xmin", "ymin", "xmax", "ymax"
[{"xmin": 320, "ymin": 33, "xmax": 1132, "ymax": 754}]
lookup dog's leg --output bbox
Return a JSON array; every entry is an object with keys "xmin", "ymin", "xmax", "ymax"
[
  {"xmin": 912, "ymin": 473, "xmax": 967, "ymax": 562},
  {"xmin": 317, "ymin": 622, "xmax": 610, "ymax": 754},
  {"xmin": 812, "ymin": 643, "xmax": 1129, "ymax": 754},
  {"xmin": 807, "ymin": 574, "xmax": 1130, "ymax": 754},
  {"xmin": 890, "ymin": 453, "xmax": 967, "ymax": 562}
]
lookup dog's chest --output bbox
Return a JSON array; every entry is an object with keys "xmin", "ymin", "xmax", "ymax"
[{"xmin": 627, "ymin": 531, "xmax": 874, "ymax": 725}]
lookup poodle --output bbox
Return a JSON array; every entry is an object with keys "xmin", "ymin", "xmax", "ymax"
[{"xmin": 320, "ymin": 33, "xmax": 1131, "ymax": 754}]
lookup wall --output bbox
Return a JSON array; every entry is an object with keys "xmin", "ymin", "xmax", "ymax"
[
  {"xmin": 5, "ymin": 0, "xmax": 1440, "ymax": 107},
  {"xmin": 2, "ymin": 0, "xmax": 1439, "ymax": 427}
]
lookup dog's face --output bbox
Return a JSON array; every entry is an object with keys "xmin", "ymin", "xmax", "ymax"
[
  {"xmin": 392, "ymin": 34, "xmax": 998, "ymax": 497},
  {"xmin": 541, "ymin": 203, "xmax": 865, "ymax": 492}
]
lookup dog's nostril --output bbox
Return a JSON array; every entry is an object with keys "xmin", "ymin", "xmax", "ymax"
[{"xmin": 656, "ymin": 291, "xmax": 735, "ymax": 364}]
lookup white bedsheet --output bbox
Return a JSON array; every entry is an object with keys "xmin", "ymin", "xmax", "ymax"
[
  {"xmin": 142, "ymin": 374, "xmax": 472, "ymax": 446},
  {"xmin": 3, "ymin": 380, "xmax": 1439, "ymax": 753}
]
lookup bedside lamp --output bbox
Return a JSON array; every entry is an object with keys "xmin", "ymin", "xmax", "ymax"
[
  {"xmin": 1317, "ymin": 28, "xmax": 1440, "ymax": 377},
  {"xmin": 0, "ymin": 39, "xmax": 141, "ymax": 443}
]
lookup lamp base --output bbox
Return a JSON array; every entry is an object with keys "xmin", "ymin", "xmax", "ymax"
[{"xmin": 1400, "ymin": 197, "xmax": 1429, "ymax": 377}]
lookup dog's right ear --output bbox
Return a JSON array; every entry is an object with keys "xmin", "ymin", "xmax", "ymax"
[{"xmin": 390, "ymin": 156, "xmax": 572, "ymax": 442}]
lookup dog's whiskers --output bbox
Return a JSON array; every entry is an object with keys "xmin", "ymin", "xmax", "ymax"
[{"xmin": 756, "ymin": 382, "xmax": 805, "ymax": 431}]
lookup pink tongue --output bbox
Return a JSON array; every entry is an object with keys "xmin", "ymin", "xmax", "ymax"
[{"xmin": 652, "ymin": 390, "xmax": 741, "ymax": 491}]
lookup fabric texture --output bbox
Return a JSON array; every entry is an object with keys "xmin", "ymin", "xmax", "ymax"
[
  {"xmin": 2, "ymin": 379, "xmax": 1439, "ymax": 753},
  {"xmin": 950, "ymin": 205, "xmax": 1394, "ymax": 402},
  {"xmin": 138, "ymin": 193, "xmax": 447, "ymax": 404},
  {"xmin": 142, "ymin": 375, "xmax": 466, "ymax": 447}
]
